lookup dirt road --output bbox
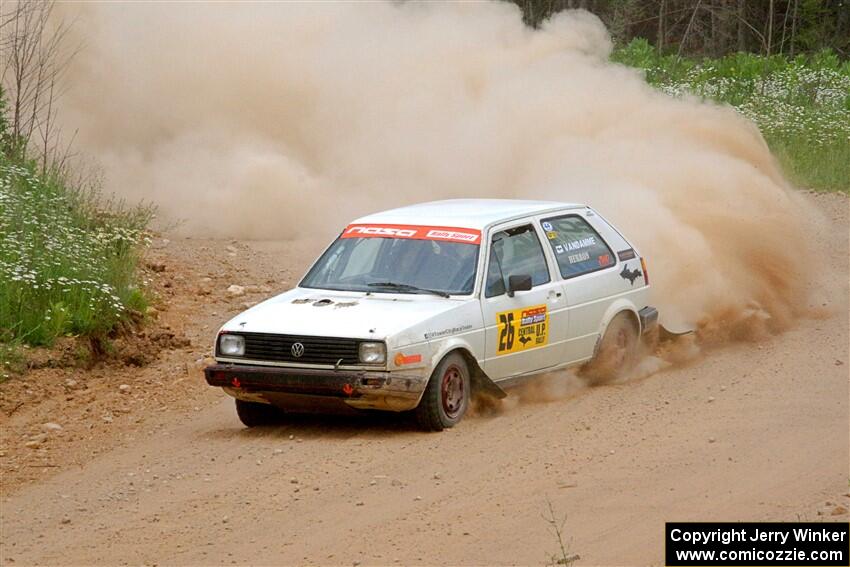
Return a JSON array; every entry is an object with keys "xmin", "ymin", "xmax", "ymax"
[{"xmin": 1, "ymin": 193, "xmax": 847, "ymax": 566}]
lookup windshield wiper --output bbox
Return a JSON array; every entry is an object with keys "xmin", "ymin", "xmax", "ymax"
[{"xmin": 367, "ymin": 282, "xmax": 450, "ymax": 298}]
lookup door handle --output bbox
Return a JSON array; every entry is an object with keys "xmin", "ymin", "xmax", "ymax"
[{"xmin": 548, "ymin": 290, "xmax": 563, "ymax": 299}]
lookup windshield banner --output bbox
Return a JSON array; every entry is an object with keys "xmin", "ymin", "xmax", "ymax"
[{"xmin": 342, "ymin": 224, "xmax": 482, "ymax": 245}]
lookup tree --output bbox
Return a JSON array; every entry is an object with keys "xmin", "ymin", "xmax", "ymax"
[
  {"xmin": 0, "ymin": 1, "xmax": 78, "ymax": 170},
  {"xmin": 509, "ymin": 0, "xmax": 849, "ymax": 58}
]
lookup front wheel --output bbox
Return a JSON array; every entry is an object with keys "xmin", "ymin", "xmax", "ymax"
[
  {"xmin": 582, "ymin": 313, "xmax": 639, "ymax": 386},
  {"xmin": 235, "ymin": 399, "xmax": 280, "ymax": 427},
  {"xmin": 414, "ymin": 353, "xmax": 470, "ymax": 431}
]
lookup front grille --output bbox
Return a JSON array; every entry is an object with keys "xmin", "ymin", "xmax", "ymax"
[{"xmin": 221, "ymin": 332, "xmax": 361, "ymax": 366}]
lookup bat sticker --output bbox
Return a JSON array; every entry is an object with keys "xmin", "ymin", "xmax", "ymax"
[{"xmin": 619, "ymin": 264, "xmax": 643, "ymax": 285}]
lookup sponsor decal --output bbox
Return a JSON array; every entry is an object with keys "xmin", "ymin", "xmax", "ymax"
[
  {"xmin": 546, "ymin": 231, "xmax": 558, "ymax": 240},
  {"xmin": 342, "ymin": 224, "xmax": 481, "ymax": 244},
  {"xmin": 394, "ymin": 352, "xmax": 422, "ymax": 366},
  {"xmin": 564, "ymin": 236, "xmax": 596, "ymax": 251},
  {"xmin": 495, "ymin": 304, "xmax": 549, "ymax": 355},
  {"xmin": 567, "ymin": 251, "xmax": 590, "ymax": 264},
  {"xmin": 423, "ymin": 324, "xmax": 473, "ymax": 340},
  {"xmin": 542, "ymin": 221, "xmax": 553, "ymax": 231},
  {"xmin": 555, "ymin": 244, "xmax": 564, "ymax": 254},
  {"xmin": 598, "ymin": 253, "xmax": 612, "ymax": 266},
  {"xmin": 619, "ymin": 264, "xmax": 643, "ymax": 285},
  {"xmin": 617, "ymin": 248, "xmax": 636, "ymax": 261},
  {"xmin": 425, "ymin": 229, "xmax": 478, "ymax": 242}
]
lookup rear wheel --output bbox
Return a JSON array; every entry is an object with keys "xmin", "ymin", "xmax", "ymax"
[
  {"xmin": 583, "ymin": 313, "xmax": 639, "ymax": 386},
  {"xmin": 235, "ymin": 399, "xmax": 280, "ymax": 427},
  {"xmin": 414, "ymin": 353, "xmax": 470, "ymax": 431}
]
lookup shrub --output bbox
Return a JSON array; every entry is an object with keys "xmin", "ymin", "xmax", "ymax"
[
  {"xmin": 613, "ymin": 40, "xmax": 850, "ymax": 193},
  {"xmin": 0, "ymin": 153, "xmax": 154, "ymax": 348}
]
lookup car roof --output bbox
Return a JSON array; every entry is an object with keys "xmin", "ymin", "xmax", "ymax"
[{"xmin": 350, "ymin": 199, "xmax": 586, "ymax": 231}]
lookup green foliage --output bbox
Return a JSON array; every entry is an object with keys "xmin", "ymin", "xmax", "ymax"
[
  {"xmin": 0, "ymin": 152, "xmax": 154, "ymax": 349},
  {"xmin": 0, "ymin": 336, "xmax": 25, "ymax": 381},
  {"xmin": 614, "ymin": 40, "xmax": 850, "ymax": 192}
]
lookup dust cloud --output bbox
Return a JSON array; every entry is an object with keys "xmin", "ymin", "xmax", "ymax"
[
  {"xmin": 469, "ymin": 333, "xmax": 702, "ymax": 416},
  {"xmin": 57, "ymin": 2, "xmax": 820, "ymax": 336}
]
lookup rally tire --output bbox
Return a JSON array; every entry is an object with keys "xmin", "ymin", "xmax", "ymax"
[
  {"xmin": 583, "ymin": 312, "xmax": 639, "ymax": 386},
  {"xmin": 414, "ymin": 353, "xmax": 470, "ymax": 431},
  {"xmin": 235, "ymin": 399, "xmax": 280, "ymax": 427}
]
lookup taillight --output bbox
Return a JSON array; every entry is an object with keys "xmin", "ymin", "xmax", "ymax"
[{"xmin": 640, "ymin": 257, "xmax": 649, "ymax": 285}]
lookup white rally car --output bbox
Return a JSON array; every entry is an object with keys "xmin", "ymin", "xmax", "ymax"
[{"xmin": 205, "ymin": 199, "xmax": 657, "ymax": 430}]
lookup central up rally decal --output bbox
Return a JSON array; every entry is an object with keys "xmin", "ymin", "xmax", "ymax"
[
  {"xmin": 495, "ymin": 304, "xmax": 549, "ymax": 355},
  {"xmin": 342, "ymin": 224, "xmax": 481, "ymax": 244}
]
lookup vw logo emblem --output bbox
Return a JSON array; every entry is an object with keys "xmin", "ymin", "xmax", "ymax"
[{"xmin": 291, "ymin": 342, "xmax": 305, "ymax": 358}]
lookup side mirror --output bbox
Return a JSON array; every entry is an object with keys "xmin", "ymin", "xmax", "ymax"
[{"xmin": 507, "ymin": 274, "xmax": 532, "ymax": 297}]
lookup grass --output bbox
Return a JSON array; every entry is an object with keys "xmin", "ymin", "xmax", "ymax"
[
  {"xmin": 543, "ymin": 499, "xmax": 578, "ymax": 566},
  {"xmin": 0, "ymin": 152, "xmax": 154, "ymax": 364},
  {"xmin": 613, "ymin": 40, "xmax": 850, "ymax": 193}
]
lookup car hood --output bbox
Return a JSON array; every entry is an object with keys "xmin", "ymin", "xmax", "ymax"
[{"xmin": 221, "ymin": 287, "xmax": 470, "ymax": 342}]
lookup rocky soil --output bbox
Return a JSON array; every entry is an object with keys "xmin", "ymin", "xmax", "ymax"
[{"xmin": 0, "ymin": 193, "xmax": 847, "ymax": 566}]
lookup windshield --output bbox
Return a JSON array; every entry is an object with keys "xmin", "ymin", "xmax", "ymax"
[{"xmin": 301, "ymin": 233, "xmax": 480, "ymax": 296}]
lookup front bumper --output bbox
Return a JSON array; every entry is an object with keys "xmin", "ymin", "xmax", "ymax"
[{"xmin": 204, "ymin": 363, "xmax": 428, "ymax": 412}]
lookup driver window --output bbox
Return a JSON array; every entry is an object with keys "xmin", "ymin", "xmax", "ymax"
[
  {"xmin": 339, "ymin": 238, "xmax": 382, "ymax": 279},
  {"xmin": 485, "ymin": 224, "xmax": 550, "ymax": 298}
]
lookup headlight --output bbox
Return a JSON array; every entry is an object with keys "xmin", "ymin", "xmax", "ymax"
[
  {"xmin": 359, "ymin": 342, "xmax": 386, "ymax": 364},
  {"xmin": 219, "ymin": 334, "xmax": 245, "ymax": 356}
]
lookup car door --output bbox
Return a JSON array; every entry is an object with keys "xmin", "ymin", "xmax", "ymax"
[
  {"xmin": 480, "ymin": 219, "xmax": 568, "ymax": 382},
  {"xmin": 536, "ymin": 210, "xmax": 630, "ymax": 364}
]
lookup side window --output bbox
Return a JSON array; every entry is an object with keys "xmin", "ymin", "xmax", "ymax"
[
  {"xmin": 485, "ymin": 224, "xmax": 550, "ymax": 298},
  {"xmin": 540, "ymin": 215, "xmax": 615, "ymax": 278}
]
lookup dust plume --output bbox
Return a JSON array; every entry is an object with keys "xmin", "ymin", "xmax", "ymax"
[
  {"xmin": 469, "ymin": 332, "xmax": 702, "ymax": 416},
  {"xmin": 56, "ymin": 2, "xmax": 821, "ymax": 335}
]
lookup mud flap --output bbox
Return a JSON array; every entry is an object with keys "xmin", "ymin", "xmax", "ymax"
[
  {"xmin": 638, "ymin": 306, "xmax": 658, "ymax": 334},
  {"xmin": 659, "ymin": 325, "xmax": 694, "ymax": 342},
  {"xmin": 640, "ymin": 306, "xmax": 694, "ymax": 346},
  {"xmin": 470, "ymin": 368, "xmax": 507, "ymax": 400}
]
